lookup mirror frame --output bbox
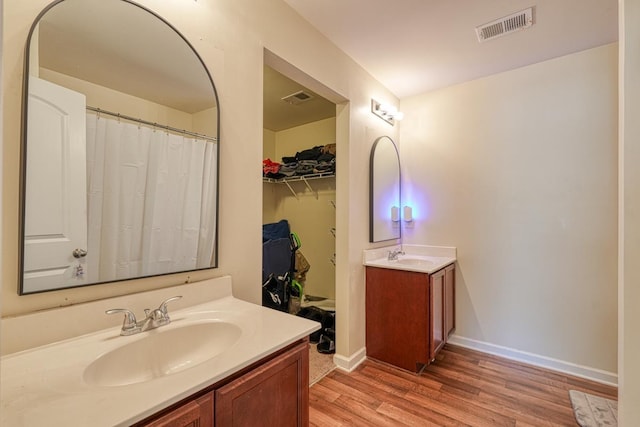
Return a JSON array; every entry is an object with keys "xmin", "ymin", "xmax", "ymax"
[
  {"xmin": 369, "ymin": 135, "xmax": 401, "ymax": 243},
  {"xmin": 18, "ymin": 0, "xmax": 221, "ymax": 294}
]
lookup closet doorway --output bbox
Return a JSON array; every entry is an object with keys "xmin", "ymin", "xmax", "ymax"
[{"xmin": 262, "ymin": 64, "xmax": 337, "ymax": 359}]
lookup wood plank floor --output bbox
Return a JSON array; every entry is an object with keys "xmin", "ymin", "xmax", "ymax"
[{"xmin": 309, "ymin": 344, "xmax": 617, "ymax": 426}]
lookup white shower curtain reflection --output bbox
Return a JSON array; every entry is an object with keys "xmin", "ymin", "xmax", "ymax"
[{"xmin": 86, "ymin": 113, "xmax": 217, "ymax": 283}]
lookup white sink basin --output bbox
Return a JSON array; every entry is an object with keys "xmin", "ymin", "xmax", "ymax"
[
  {"xmin": 395, "ymin": 257, "xmax": 435, "ymax": 266},
  {"xmin": 83, "ymin": 321, "xmax": 241, "ymax": 387}
]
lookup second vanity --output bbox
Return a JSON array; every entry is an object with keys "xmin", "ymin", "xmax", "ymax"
[
  {"xmin": 1, "ymin": 276, "xmax": 319, "ymax": 426},
  {"xmin": 363, "ymin": 245, "xmax": 456, "ymax": 373}
]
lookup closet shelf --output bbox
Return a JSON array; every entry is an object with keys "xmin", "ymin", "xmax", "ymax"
[
  {"xmin": 263, "ymin": 172, "xmax": 335, "ymax": 200},
  {"xmin": 262, "ymin": 172, "xmax": 335, "ymax": 184}
]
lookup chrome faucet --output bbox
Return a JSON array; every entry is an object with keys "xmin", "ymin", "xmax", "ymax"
[
  {"xmin": 106, "ymin": 296, "xmax": 182, "ymax": 336},
  {"xmin": 387, "ymin": 249, "xmax": 405, "ymax": 261}
]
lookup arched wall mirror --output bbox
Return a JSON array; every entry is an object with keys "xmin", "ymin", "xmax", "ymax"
[
  {"xmin": 19, "ymin": 0, "xmax": 220, "ymax": 294},
  {"xmin": 369, "ymin": 136, "xmax": 401, "ymax": 242}
]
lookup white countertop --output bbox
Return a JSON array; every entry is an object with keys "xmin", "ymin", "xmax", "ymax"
[
  {"xmin": 1, "ymin": 279, "xmax": 320, "ymax": 426},
  {"xmin": 363, "ymin": 244, "xmax": 456, "ymax": 274}
]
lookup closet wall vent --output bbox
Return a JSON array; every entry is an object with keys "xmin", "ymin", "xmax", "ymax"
[
  {"xmin": 475, "ymin": 7, "xmax": 534, "ymax": 42},
  {"xmin": 281, "ymin": 90, "xmax": 314, "ymax": 105}
]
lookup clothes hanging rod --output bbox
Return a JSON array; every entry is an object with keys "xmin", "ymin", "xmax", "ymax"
[{"xmin": 86, "ymin": 106, "xmax": 218, "ymax": 142}]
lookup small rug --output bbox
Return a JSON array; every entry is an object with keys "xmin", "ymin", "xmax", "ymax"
[
  {"xmin": 569, "ymin": 390, "xmax": 618, "ymax": 427},
  {"xmin": 309, "ymin": 344, "xmax": 335, "ymax": 385}
]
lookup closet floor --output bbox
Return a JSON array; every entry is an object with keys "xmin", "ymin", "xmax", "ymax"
[{"xmin": 309, "ymin": 344, "xmax": 336, "ymax": 385}]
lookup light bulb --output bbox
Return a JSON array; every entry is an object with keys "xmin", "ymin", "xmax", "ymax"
[{"xmin": 380, "ymin": 104, "xmax": 397, "ymax": 116}]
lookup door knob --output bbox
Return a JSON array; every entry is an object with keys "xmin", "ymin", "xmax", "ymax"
[{"xmin": 72, "ymin": 248, "xmax": 87, "ymax": 258}]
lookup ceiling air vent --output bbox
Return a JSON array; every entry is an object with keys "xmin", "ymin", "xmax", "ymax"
[
  {"xmin": 281, "ymin": 90, "xmax": 314, "ymax": 105},
  {"xmin": 476, "ymin": 7, "xmax": 534, "ymax": 43}
]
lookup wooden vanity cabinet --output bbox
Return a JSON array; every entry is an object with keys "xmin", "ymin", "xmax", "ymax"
[
  {"xmin": 135, "ymin": 339, "xmax": 309, "ymax": 427},
  {"xmin": 366, "ymin": 264, "xmax": 455, "ymax": 372}
]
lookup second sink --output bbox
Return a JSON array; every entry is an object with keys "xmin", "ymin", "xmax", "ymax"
[
  {"xmin": 363, "ymin": 250, "xmax": 456, "ymax": 274},
  {"xmin": 83, "ymin": 321, "xmax": 241, "ymax": 387},
  {"xmin": 394, "ymin": 257, "xmax": 435, "ymax": 267}
]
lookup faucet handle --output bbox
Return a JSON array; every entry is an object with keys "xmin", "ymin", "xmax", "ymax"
[
  {"xmin": 387, "ymin": 248, "xmax": 405, "ymax": 260},
  {"xmin": 106, "ymin": 309, "xmax": 140, "ymax": 335},
  {"xmin": 158, "ymin": 296, "xmax": 182, "ymax": 317}
]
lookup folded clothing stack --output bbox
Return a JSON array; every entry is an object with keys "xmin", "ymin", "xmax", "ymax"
[
  {"xmin": 314, "ymin": 158, "xmax": 335, "ymax": 174},
  {"xmin": 262, "ymin": 143, "xmax": 337, "ymax": 179},
  {"xmin": 279, "ymin": 162, "xmax": 297, "ymax": 177}
]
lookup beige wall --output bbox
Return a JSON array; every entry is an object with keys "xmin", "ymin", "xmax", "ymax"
[
  {"xmin": 40, "ymin": 68, "xmax": 196, "ymax": 131},
  {"xmin": 620, "ymin": 1, "xmax": 640, "ymax": 423},
  {"xmin": 1, "ymin": 0, "xmax": 398, "ymax": 362},
  {"xmin": 273, "ymin": 117, "xmax": 336, "ymax": 158},
  {"xmin": 192, "ymin": 106, "xmax": 218, "ymax": 138},
  {"xmin": 262, "ymin": 128, "xmax": 278, "ymax": 221},
  {"xmin": 264, "ymin": 117, "xmax": 336, "ymax": 299},
  {"xmin": 400, "ymin": 44, "xmax": 618, "ymax": 377},
  {"xmin": 263, "ymin": 128, "xmax": 277, "ymax": 161},
  {"xmin": 40, "ymin": 69, "xmax": 220, "ymax": 138}
]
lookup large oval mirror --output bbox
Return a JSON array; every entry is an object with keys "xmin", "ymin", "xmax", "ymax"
[
  {"xmin": 369, "ymin": 136, "xmax": 401, "ymax": 242},
  {"xmin": 19, "ymin": 0, "xmax": 220, "ymax": 294}
]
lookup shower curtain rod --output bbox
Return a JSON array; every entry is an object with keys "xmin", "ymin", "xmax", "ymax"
[{"xmin": 86, "ymin": 106, "xmax": 218, "ymax": 142}]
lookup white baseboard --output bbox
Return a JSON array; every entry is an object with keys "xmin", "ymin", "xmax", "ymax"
[
  {"xmin": 447, "ymin": 335, "xmax": 618, "ymax": 387},
  {"xmin": 334, "ymin": 347, "xmax": 367, "ymax": 372}
]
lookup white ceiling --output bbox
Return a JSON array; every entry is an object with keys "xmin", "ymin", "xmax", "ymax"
[{"xmin": 284, "ymin": 0, "xmax": 618, "ymax": 98}]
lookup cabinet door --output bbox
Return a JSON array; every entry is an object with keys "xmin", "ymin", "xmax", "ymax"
[
  {"xmin": 142, "ymin": 392, "xmax": 213, "ymax": 427},
  {"xmin": 366, "ymin": 267, "xmax": 429, "ymax": 372},
  {"xmin": 429, "ymin": 269, "xmax": 445, "ymax": 361},
  {"xmin": 444, "ymin": 264, "xmax": 456, "ymax": 340},
  {"xmin": 215, "ymin": 341, "xmax": 309, "ymax": 426}
]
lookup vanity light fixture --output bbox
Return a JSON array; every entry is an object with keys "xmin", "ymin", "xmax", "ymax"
[
  {"xmin": 403, "ymin": 206, "xmax": 413, "ymax": 222},
  {"xmin": 371, "ymin": 99, "xmax": 404, "ymax": 125},
  {"xmin": 391, "ymin": 206, "xmax": 400, "ymax": 222}
]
